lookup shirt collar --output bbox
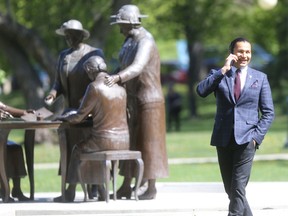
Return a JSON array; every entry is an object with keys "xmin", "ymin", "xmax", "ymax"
[
  {"xmin": 232, "ymin": 66, "xmax": 248, "ymax": 81},
  {"xmin": 232, "ymin": 66, "xmax": 248, "ymax": 73}
]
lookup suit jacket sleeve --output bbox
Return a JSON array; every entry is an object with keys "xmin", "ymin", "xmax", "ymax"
[
  {"xmin": 196, "ymin": 69, "xmax": 225, "ymax": 97},
  {"xmin": 252, "ymin": 74, "xmax": 274, "ymax": 144}
]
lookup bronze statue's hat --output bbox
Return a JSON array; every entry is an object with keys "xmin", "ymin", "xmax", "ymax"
[
  {"xmin": 110, "ymin": 4, "xmax": 148, "ymax": 25},
  {"xmin": 55, "ymin": 19, "xmax": 90, "ymax": 40}
]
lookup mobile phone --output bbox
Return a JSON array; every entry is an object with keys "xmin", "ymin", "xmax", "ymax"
[{"xmin": 230, "ymin": 51, "xmax": 234, "ymax": 66}]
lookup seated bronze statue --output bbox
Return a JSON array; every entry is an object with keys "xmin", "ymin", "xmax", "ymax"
[{"xmin": 54, "ymin": 56, "xmax": 129, "ymax": 202}]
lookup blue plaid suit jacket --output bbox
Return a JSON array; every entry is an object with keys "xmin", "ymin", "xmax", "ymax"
[{"xmin": 196, "ymin": 67, "xmax": 274, "ymax": 147}]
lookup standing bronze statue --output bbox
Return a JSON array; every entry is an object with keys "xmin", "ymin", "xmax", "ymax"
[
  {"xmin": 105, "ymin": 4, "xmax": 169, "ymax": 200},
  {"xmin": 57, "ymin": 56, "xmax": 129, "ymax": 202},
  {"xmin": 44, "ymin": 19, "xmax": 105, "ymax": 202},
  {"xmin": 45, "ymin": 19, "xmax": 104, "ymax": 108}
]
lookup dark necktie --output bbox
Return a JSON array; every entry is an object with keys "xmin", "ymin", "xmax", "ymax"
[{"xmin": 234, "ymin": 69, "xmax": 241, "ymax": 101}]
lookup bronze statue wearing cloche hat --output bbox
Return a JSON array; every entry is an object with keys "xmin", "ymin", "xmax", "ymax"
[{"xmin": 110, "ymin": 4, "xmax": 148, "ymax": 25}]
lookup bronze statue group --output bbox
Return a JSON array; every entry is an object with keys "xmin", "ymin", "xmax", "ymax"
[
  {"xmin": 1, "ymin": 4, "xmax": 168, "ymax": 203},
  {"xmin": 49, "ymin": 4, "xmax": 168, "ymax": 202}
]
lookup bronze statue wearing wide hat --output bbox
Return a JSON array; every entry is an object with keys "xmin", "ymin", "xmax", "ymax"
[{"xmin": 55, "ymin": 19, "xmax": 90, "ymax": 40}]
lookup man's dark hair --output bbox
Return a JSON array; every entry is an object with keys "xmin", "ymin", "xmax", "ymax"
[{"xmin": 229, "ymin": 37, "xmax": 250, "ymax": 54}]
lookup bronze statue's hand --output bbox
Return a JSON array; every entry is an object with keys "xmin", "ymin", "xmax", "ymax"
[
  {"xmin": 104, "ymin": 74, "xmax": 120, "ymax": 87},
  {"xmin": 56, "ymin": 116, "xmax": 66, "ymax": 121},
  {"xmin": 62, "ymin": 110, "xmax": 77, "ymax": 118},
  {"xmin": 24, "ymin": 109, "xmax": 36, "ymax": 115},
  {"xmin": 45, "ymin": 94, "xmax": 55, "ymax": 105},
  {"xmin": 0, "ymin": 109, "xmax": 13, "ymax": 120},
  {"xmin": 56, "ymin": 111, "xmax": 76, "ymax": 121}
]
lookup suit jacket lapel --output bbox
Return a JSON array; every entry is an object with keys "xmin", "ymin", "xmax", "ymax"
[
  {"xmin": 240, "ymin": 67, "xmax": 253, "ymax": 100},
  {"xmin": 224, "ymin": 69, "xmax": 235, "ymax": 102}
]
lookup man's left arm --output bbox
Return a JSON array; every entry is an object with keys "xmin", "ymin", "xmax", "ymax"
[{"xmin": 253, "ymin": 75, "xmax": 275, "ymax": 145}]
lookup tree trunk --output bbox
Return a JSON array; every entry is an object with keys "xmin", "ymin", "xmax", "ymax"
[
  {"xmin": 0, "ymin": 31, "xmax": 43, "ymax": 109},
  {"xmin": 0, "ymin": 13, "xmax": 57, "ymax": 83},
  {"xmin": 187, "ymin": 41, "xmax": 204, "ymax": 118},
  {"xmin": 0, "ymin": 13, "xmax": 57, "ymax": 143},
  {"xmin": 90, "ymin": 0, "xmax": 132, "ymax": 48}
]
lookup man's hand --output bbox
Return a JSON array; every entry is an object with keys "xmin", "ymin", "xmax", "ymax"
[
  {"xmin": 252, "ymin": 139, "xmax": 256, "ymax": 147},
  {"xmin": 221, "ymin": 54, "xmax": 238, "ymax": 75}
]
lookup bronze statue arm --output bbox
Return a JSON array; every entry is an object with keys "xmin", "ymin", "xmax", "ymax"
[{"xmin": 1, "ymin": 105, "xmax": 35, "ymax": 118}]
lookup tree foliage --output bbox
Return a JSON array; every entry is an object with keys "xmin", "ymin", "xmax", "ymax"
[
  {"xmin": 0, "ymin": 0, "xmax": 286, "ymax": 113},
  {"xmin": 134, "ymin": 0, "xmax": 285, "ymax": 115},
  {"xmin": 0, "ymin": 0, "xmax": 131, "ymax": 108}
]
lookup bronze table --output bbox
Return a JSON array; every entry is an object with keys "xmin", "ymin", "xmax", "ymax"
[
  {"xmin": 0, "ymin": 120, "xmax": 92, "ymax": 203},
  {"xmin": 0, "ymin": 120, "xmax": 63, "ymax": 203}
]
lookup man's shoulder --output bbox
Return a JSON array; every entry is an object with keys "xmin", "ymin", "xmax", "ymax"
[{"xmin": 248, "ymin": 67, "xmax": 265, "ymax": 74}]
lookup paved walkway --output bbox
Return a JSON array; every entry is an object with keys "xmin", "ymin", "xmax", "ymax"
[
  {"xmin": 1, "ymin": 182, "xmax": 288, "ymax": 216},
  {"xmin": 2, "ymin": 154, "xmax": 287, "ymax": 215}
]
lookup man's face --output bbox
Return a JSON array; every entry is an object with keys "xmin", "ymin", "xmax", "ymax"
[{"xmin": 233, "ymin": 41, "xmax": 252, "ymax": 68}]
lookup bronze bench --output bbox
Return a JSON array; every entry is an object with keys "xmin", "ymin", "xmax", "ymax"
[{"xmin": 78, "ymin": 150, "xmax": 144, "ymax": 202}]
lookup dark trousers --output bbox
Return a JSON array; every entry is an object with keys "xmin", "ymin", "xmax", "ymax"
[
  {"xmin": 216, "ymin": 136, "xmax": 256, "ymax": 216},
  {"xmin": 167, "ymin": 108, "xmax": 181, "ymax": 131},
  {"xmin": 168, "ymin": 111, "xmax": 180, "ymax": 131}
]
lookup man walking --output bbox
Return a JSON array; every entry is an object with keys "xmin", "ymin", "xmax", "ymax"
[{"xmin": 197, "ymin": 37, "xmax": 274, "ymax": 215}]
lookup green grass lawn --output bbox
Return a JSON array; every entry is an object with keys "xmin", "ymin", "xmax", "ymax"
[
  {"xmin": 2, "ymin": 90, "xmax": 288, "ymax": 193},
  {"xmin": 15, "ymin": 121, "xmax": 288, "ymax": 193}
]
